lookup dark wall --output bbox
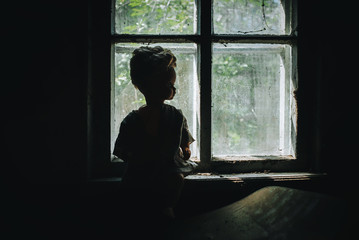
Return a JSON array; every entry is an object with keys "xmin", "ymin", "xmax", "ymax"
[
  {"xmin": 300, "ymin": 2, "xmax": 359, "ymax": 196},
  {"xmin": 2, "ymin": 1, "xmax": 87, "ymax": 185},
  {"xmin": 1, "ymin": 2, "xmax": 88, "ymax": 237}
]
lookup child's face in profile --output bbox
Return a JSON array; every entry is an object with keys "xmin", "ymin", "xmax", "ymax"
[{"xmin": 167, "ymin": 71, "xmax": 177, "ymax": 100}]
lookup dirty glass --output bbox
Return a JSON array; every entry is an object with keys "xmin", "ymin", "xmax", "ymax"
[
  {"xmin": 212, "ymin": 43, "xmax": 294, "ymax": 156},
  {"xmin": 213, "ymin": 0, "xmax": 288, "ymax": 35},
  {"xmin": 112, "ymin": 43, "xmax": 199, "ymax": 158},
  {"xmin": 115, "ymin": 0, "xmax": 197, "ymax": 34}
]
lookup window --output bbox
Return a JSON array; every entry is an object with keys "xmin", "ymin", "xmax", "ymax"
[{"xmin": 110, "ymin": 0, "xmax": 299, "ymax": 173}]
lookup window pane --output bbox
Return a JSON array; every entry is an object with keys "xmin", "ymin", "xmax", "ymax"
[
  {"xmin": 212, "ymin": 43, "xmax": 295, "ymax": 157},
  {"xmin": 213, "ymin": 0, "xmax": 288, "ymax": 35},
  {"xmin": 112, "ymin": 43, "xmax": 199, "ymax": 158},
  {"xmin": 115, "ymin": 0, "xmax": 197, "ymax": 34}
]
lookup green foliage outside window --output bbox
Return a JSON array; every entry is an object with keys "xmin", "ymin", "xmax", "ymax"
[{"xmin": 116, "ymin": 0, "xmax": 195, "ymax": 34}]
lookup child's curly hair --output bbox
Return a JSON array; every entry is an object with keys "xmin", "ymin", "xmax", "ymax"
[{"xmin": 130, "ymin": 46, "xmax": 177, "ymax": 100}]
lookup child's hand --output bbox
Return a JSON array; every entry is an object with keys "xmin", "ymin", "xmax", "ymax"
[{"xmin": 182, "ymin": 147, "xmax": 191, "ymax": 160}]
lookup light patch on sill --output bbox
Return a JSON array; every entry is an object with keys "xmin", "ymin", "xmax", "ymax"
[
  {"xmin": 185, "ymin": 172, "xmax": 326, "ymax": 182},
  {"xmin": 212, "ymin": 155, "xmax": 296, "ymax": 161}
]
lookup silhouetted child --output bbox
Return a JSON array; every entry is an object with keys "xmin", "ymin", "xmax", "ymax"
[{"xmin": 113, "ymin": 46, "xmax": 197, "ymax": 219}]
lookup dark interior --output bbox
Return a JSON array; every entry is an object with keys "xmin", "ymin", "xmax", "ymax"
[{"xmin": 2, "ymin": 1, "xmax": 357, "ymax": 239}]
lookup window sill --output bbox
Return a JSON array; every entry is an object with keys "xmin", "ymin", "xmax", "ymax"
[
  {"xmin": 185, "ymin": 172, "xmax": 326, "ymax": 182},
  {"xmin": 89, "ymin": 172, "xmax": 326, "ymax": 184},
  {"xmin": 110, "ymin": 156, "xmax": 304, "ymax": 174}
]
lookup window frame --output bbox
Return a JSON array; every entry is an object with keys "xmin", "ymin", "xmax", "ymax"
[{"xmin": 88, "ymin": 0, "xmax": 316, "ymax": 179}]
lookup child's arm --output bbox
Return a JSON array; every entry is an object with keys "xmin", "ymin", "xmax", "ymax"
[{"xmin": 179, "ymin": 113, "xmax": 194, "ymax": 160}]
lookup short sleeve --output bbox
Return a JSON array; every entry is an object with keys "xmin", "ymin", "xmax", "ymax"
[
  {"xmin": 113, "ymin": 122, "xmax": 128, "ymax": 160},
  {"xmin": 179, "ymin": 111, "xmax": 195, "ymax": 145},
  {"xmin": 113, "ymin": 114, "xmax": 136, "ymax": 161}
]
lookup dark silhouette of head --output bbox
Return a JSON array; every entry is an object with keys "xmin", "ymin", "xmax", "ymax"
[{"xmin": 130, "ymin": 46, "xmax": 177, "ymax": 103}]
